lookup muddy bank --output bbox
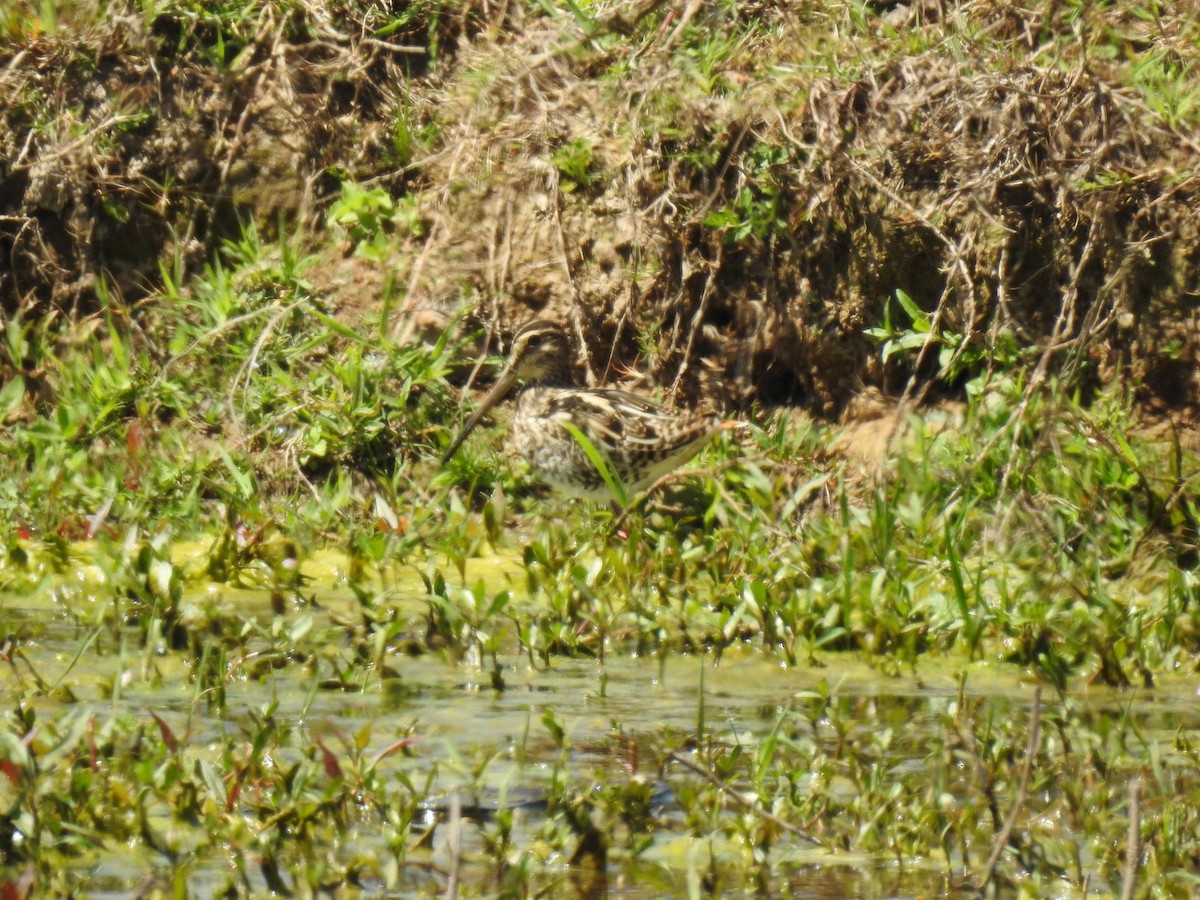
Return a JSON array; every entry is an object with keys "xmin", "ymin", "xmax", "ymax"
[{"xmin": 3, "ymin": 1, "xmax": 1198, "ymax": 416}]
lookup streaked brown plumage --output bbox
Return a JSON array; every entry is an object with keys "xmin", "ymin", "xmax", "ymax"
[{"xmin": 442, "ymin": 320, "xmax": 735, "ymax": 500}]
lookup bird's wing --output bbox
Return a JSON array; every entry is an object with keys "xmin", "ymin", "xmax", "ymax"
[{"xmin": 545, "ymin": 388, "xmax": 715, "ymax": 452}]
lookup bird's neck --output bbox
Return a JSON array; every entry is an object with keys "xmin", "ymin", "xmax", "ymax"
[{"xmin": 525, "ymin": 361, "xmax": 573, "ymax": 389}]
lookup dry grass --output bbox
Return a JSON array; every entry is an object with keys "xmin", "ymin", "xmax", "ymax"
[
  {"xmin": 3, "ymin": 0, "xmax": 1200, "ymax": 415},
  {"xmin": 388, "ymin": 1, "xmax": 1200, "ymax": 421},
  {"xmin": 0, "ymin": 0, "xmax": 443, "ymax": 313}
]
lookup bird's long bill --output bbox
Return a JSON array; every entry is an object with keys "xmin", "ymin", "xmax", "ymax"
[{"xmin": 441, "ymin": 367, "xmax": 520, "ymax": 463}]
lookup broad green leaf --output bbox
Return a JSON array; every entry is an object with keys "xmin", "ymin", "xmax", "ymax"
[{"xmin": 0, "ymin": 375, "xmax": 25, "ymax": 418}]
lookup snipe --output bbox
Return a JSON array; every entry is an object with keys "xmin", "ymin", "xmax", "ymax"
[{"xmin": 442, "ymin": 320, "xmax": 736, "ymax": 500}]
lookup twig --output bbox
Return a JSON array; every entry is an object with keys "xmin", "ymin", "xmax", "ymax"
[
  {"xmin": 844, "ymin": 157, "xmax": 978, "ymax": 435},
  {"xmin": 670, "ymin": 242, "xmax": 721, "ymax": 397},
  {"xmin": 989, "ymin": 200, "xmax": 1106, "ymax": 507},
  {"xmin": 442, "ymin": 790, "xmax": 462, "ymax": 900},
  {"xmin": 360, "ymin": 37, "xmax": 428, "ymax": 55},
  {"xmin": 550, "ymin": 177, "xmax": 596, "ymax": 385},
  {"xmin": 392, "ymin": 216, "xmax": 445, "ymax": 345},
  {"xmin": 660, "ymin": 0, "xmax": 704, "ymax": 50},
  {"xmin": 0, "ymin": 48, "xmax": 28, "ymax": 89},
  {"xmin": 227, "ymin": 297, "xmax": 309, "ymax": 431},
  {"xmin": 692, "ymin": 119, "xmax": 753, "ymax": 225},
  {"xmin": 667, "ymin": 750, "xmax": 821, "ymax": 846},
  {"xmin": 217, "ymin": 26, "xmax": 279, "ymax": 192},
  {"xmin": 12, "ymin": 113, "xmax": 145, "ymax": 171},
  {"xmin": 1119, "ymin": 777, "xmax": 1141, "ymax": 900},
  {"xmin": 979, "ymin": 686, "xmax": 1042, "ymax": 892},
  {"xmin": 5, "ymin": 644, "xmax": 51, "ymax": 694}
]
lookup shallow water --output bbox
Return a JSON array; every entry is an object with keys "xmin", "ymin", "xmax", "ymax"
[{"xmin": 3, "ymin": 545, "xmax": 1198, "ymax": 897}]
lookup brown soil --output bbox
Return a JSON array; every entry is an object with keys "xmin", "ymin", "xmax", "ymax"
[{"xmin": 4, "ymin": 1, "xmax": 1199, "ymax": 420}]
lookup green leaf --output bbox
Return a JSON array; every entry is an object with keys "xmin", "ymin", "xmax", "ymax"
[
  {"xmin": 196, "ymin": 758, "xmax": 228, "ymax": 806},
  {"xmin": 309, "ymin": 308, "xmax": 369, "ymax": 344},
  {"xmin": 944, "ymin": 519, "xmax": 973, "ymax": 654},
  {"xmin": 560, "ymin": 420, "xmax": 630, "ymax": 507},
  {"xmin": 542, "ymin": 708, "xmax": 565, "ymax": 747},
  {"xmin": 218, "ymin": 449, "xmax": 256, "ymax": 498},
  {"xmin": 895, "ymin": 289, "xmax": 929, "ymax": 330},
  {"xmin": 487, "ymin": 590, "xmax": 511, "ymax": 618},
  {"xmin": 0, "ymin": 375, "xmax": 25, "ymax": 418}
]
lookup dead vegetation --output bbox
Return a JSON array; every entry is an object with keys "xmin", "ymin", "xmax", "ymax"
[
  {"xmin": 408, "ymin": 1, "xmax": 1200, "ymax": 419},
  {"xmin": 0, "ymin": 0, "xmax": 449, "ymax": 313},
  {"xmin": 3, "ymin": 0, "xmax": 1200, "ymax": 416}
]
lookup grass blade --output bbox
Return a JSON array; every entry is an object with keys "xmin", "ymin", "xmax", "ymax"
[{"xmin": 560, "ymin": 420, "xmax": 630, "ymax": 507}]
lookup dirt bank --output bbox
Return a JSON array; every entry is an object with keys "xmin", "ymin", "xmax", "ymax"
[{"xmin": 4, "ymin": 1, "xmax": 1198, "ymax": 417}]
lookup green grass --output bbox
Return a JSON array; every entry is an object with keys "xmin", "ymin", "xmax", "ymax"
[
  {"xmin": 4, "ymin": 262, "xmax": 1197, "ymax": 680},
  {"xmin": 1, "ymin": 229, "xmax": 1191, "ymax": 900},
  {"xmin": 5, "ymin": 0, "xmax": 1200, "ymax": 894},
  {"xmin": 1, "ymin": 219, "xmax": 465, "ymax": 541}
]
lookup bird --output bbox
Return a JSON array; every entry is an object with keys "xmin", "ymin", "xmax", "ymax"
[{"xmin": 441, "ymin": 319, "xmax": 737, "ymax": 501}]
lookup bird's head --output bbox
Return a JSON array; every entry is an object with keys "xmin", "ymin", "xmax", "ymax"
[{"xmin": 441, "ymin": 319, "xmax": 573, "ymax": 463}]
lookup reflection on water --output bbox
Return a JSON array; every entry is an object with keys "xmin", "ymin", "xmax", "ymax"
[{"xmin": 2, "ymin": 562, "xmax": 1196, "ymax": 898}]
